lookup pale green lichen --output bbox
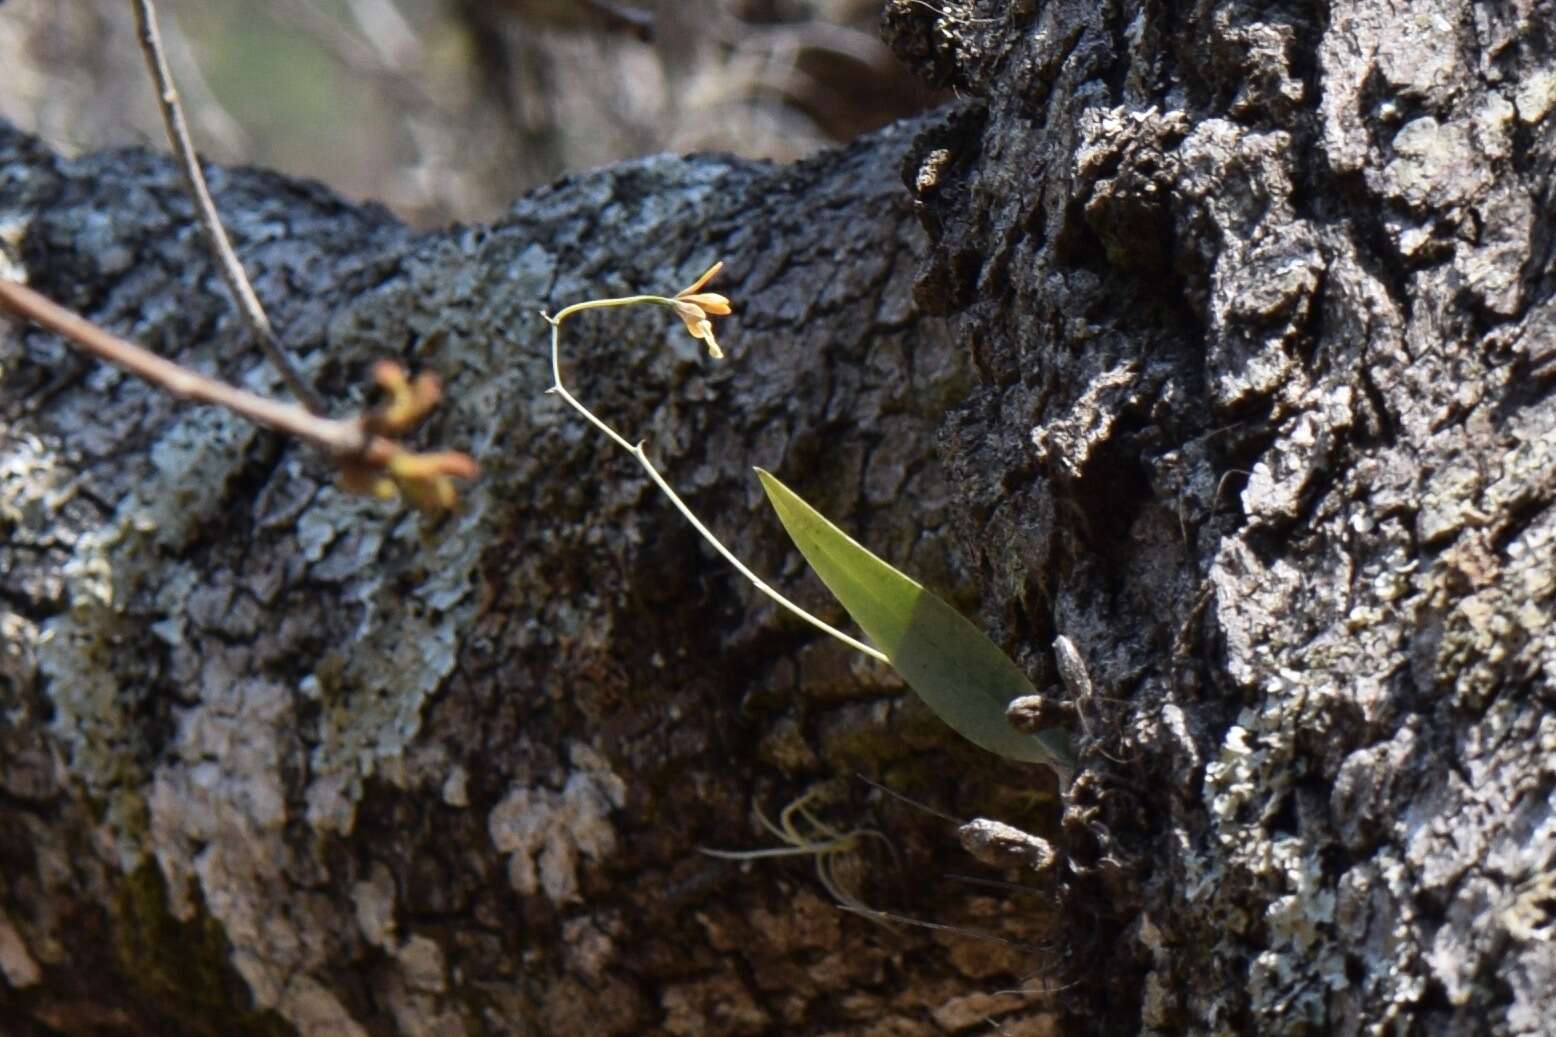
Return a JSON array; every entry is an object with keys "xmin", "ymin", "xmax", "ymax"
[
  {"xmin": 1199, "ymin": 687, "xmax": 1351, "ymax": 1030},
  {"xmin": 301, "ymin": 498, "xmax": 481, "ymax": 835},
  {"xmin": 143, "ymin": 406, "xmax": 257, "ymax": 549},
  {"xmin": 31, "ymin": 396, "xmax": 257, "ymax": 863},
  {"xmin": 28, "ymin": 376, "xmax": 256, "ymax": 776}
]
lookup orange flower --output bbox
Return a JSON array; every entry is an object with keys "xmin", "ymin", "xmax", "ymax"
[{"xmin": 671, "ymin": 261, "xmax": 732, "ymax": 359}]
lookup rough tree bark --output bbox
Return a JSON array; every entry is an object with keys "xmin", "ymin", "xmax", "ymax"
[{"xmin": 2, "ymin": 1, "xmax": 1554, "ymax": 1035}]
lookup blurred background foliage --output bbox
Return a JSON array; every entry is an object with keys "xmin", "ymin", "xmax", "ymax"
[{"xmin": 0, "ymin": 0, "xmax": 941, "ymax": 226}]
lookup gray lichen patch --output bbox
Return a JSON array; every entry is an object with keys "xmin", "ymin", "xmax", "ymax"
[
  {"xmin": 24, "ymin": 383, "xmax": 263, "ymax": 862},
  {"xmin": 284, "ymin": 469, "xmax": 487, "ymax": 833},
  {"xmin": 1193, "ymin": 479, "xmax": 1420, "ymax": 1028},
  {"xmin": 145, "ymin": 495, "xmax": 483, "ymax": 1031},
  {"xmin": 1182, "ymin": 241, "xmax": 1556, "ymax": 1035},
  {"xmin": 1381, "ymin": 116, "xmax": 1489, "ymax": 211},
  {"xmin": 1196, "ymin": 691, "xmax": 1349, "ymax": 1023},
  {"xmin": 488, "ymin": 743, "xmax": 627, "ymax": 905},
  {"xmin": 1171, "ymin": 118, "xmax": 1324, "ymax": 413},
  {"xmin": 140, "ymin": 405, "xmax": 259, "ymax": 550},
  {"xmin": 141, "ymin": 669, "xmax": 374, "ymax": 1036},
  {"xmin": 1514, "ymin": 66, "xmax": 1556, "ymax": 124},
  {"xmin": 349, "ymin": 867, "xmax": 462, "ymax": 1036},
  {"xmin": 0, "ymin": 430, "xmax": 76, "ymax": 572}
]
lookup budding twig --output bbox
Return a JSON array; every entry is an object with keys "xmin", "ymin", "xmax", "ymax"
[
  {"xmin": 0, "ymin": 4, "xmax": 477, "ymax": 514},
  {"xmin": 0, "ymin": 279, "xmax": 478, "ymax": 512}
]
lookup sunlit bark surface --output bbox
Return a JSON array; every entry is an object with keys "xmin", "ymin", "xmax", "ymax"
[{"xmin": 3, "ymin": 0, "xmax": 1555, "ymax": 1033}]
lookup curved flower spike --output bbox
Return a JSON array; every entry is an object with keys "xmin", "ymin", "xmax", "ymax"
[{"xmin": 672, "ymin": 261, "xmax": 732, "ymax": 358}]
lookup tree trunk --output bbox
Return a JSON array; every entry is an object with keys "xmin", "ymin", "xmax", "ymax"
[{"xmin": 3, "ymin": 1, "xmax": 1553, "ymax": 1034}]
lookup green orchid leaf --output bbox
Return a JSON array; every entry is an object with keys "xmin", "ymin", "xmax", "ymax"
[{"xmin": 755, "ymin": 468, "xmax": 1074, "ymax": 772}]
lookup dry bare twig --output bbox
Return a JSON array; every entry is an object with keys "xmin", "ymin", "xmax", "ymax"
[
  {"xmin": 128, "ymin": 0, "xmax": 327, "ymax": 415},
  {"xmin": 0, "ymin": 279, "xmax": 478, "ymax": 513},
  {"xmin": 0, "ymin": 280, "xmax": 369, "ymax": 455}
]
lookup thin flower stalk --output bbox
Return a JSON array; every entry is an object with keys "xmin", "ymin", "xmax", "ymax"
[{"xmin": 542, "ymin": 264, "xmax": 888, "ymax": 664}]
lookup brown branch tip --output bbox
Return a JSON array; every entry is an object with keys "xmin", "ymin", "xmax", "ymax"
[
  {"xmin": 340, "ymin": 360, "xmax": 481, "ymax": 515},
  {"xmin": 0, "ymin": 278, "xmax": 477, "ymax": 516}
]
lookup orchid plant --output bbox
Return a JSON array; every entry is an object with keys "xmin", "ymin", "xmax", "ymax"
[{"xmin": 543, "ymin": 263, "xmax": 1074, "ymax": 777}]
